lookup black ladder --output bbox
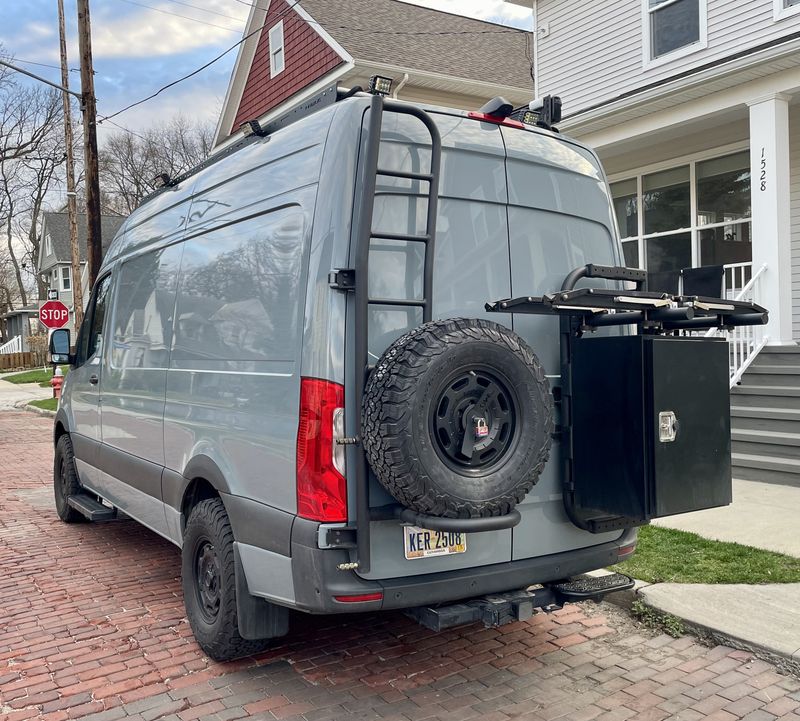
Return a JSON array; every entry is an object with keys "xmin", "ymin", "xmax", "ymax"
[{"xmin": 351, "ymin": 94, "xmax": 442, "ymax": 574}]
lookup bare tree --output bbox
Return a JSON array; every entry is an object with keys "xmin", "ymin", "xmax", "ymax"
[
  {"xmin": 0, "ymin": 54, "xmax": 65, "ymax": 306},
  {"xmin": 99, "ymin": 117, "xmax": 213, "ymax": 215}
]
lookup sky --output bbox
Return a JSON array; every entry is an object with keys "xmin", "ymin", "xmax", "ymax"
[{"xmin": 0, "ymin": 0, "xmax": 533, "ymax": 138}]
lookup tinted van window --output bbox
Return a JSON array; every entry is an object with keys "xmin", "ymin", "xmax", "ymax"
[
  {"xmin": 171, "ymin": 208, "xmax": 304, "ymax": 362},
  {"xmin": 111, "ymin": 246, "xmax": 182, "ymax": 370}
]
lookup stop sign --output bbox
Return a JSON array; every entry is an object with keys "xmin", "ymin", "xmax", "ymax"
[{"xmin": 39, "ymin": 300, "xmax": 71, "ymax": 329}]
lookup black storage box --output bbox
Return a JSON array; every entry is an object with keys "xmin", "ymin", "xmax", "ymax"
[{"xmin": 571, "ymin": 335, "xmax": 731, "ymax": 523}]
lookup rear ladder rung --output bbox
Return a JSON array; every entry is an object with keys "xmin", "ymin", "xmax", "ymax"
[
  {"xmin": 376, "ymin": 168, "xmax": 433, "ymax": 182},
  {"xmin": 368, "ymin": 298, "xmax": 427, "ymax": 308},
  {"xmin": 371, "ymin": 231, "xmax": 430, "ymax": 243}
]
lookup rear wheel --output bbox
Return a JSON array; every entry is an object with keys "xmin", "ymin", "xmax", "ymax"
[
  {"xmin": 53, "ymin": 434, "xmax": 84, "ymax": 523},
  {"xmin": 182, "ymin": 498, "xmax": 270, "ymax": 661}
]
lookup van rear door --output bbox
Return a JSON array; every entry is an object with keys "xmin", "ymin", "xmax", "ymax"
[
  {"xmin": 358, "ymin": 111, "xmax": 516, "ymax": 580},
  {"xmin": 500, "ymin": 126, "xmax": 625, "ymax": 560}
]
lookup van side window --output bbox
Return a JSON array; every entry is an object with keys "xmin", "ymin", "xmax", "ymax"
[
  {"xmin": 77, "ymin": 274, "xmax": 112, "ymax": 364},
  {"xmin": 172, "ymin": 209, "xmax": 304, "ymax": 362},
  {"xmin": 111, "ymin": 246, "xmax": 182, "ymax": 370}
]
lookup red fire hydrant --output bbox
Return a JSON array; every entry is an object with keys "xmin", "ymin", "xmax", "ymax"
[{"xmin": 51, "ymin": 366, "xmax": 64, "ymax": 400}]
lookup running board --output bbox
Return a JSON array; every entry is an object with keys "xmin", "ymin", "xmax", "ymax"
[
  {"xmin": 407, "ymin": 573, "xmax": 634, "ymax": 632},
  {"xmin": 67, "ymin": 493, "xmax": 116, "ymax": 521}
]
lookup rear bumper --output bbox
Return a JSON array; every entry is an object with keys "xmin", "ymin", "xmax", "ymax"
[{"xmin": 289, "ymin": 518, "xmax": 638, "ymax": 613}]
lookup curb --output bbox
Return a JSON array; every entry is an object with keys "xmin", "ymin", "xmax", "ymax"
[
  {"xmin": 17, "ymin": 400, "xmax": 57, "ymax": 418},
  {"xmin": 596, "ymin": 572, "xmax": 800, "ymax": 677}
]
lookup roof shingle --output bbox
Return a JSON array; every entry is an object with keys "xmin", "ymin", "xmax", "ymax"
[{"xmin": 299, "ymin": 0, "xmax": 534, "ymax": 91}]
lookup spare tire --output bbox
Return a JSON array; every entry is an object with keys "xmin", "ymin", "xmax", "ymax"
[{"xmin": 362, "ymin": 318, "xmax": 553, "ymax": 518}]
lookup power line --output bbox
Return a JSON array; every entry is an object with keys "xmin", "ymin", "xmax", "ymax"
[
  {"xmin": 100, "ymin": 0, "xmax": 303, "ymax": 123},
  {"xmin": 117, "ymin": 0, "xmax": 244, "ymax": 32},
  {"xmin": 163, "ymin": 0, "xmax": 246, "ymax": 22},
  {"xmin": 100, "ymin": 0, "xmax": 522, "ymax": 124},
  {"xmin": 0, "ymin": 57, "xmax": 80, "ymax": 74}
]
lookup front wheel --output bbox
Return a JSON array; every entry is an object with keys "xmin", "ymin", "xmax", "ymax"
[
  {"xmin": 181, "ymin": 498, "xmax": 270, "ymax": 661},
  {"xmin": 54, "ymin": 434, "xmax": 84, "ymax": 523}
]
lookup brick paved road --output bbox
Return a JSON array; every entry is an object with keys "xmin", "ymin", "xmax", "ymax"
[{"xmin": 1, "ymin": 410, "xmax": 799, "ymax": 721}]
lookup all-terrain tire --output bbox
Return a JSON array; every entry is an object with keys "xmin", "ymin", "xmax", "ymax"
[
  {"xmin": 182, "ymin": 498, "xmax": 270, "ymax": 661},
  {"xmin": 54, "ymin": 434, "xmax": 85, "ymax": 523},
  {"xmin": 362, "ymin": 318, "xmax": 554, "ymax": 518}
]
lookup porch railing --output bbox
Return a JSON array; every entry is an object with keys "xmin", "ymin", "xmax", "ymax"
[
  {"xmin": 705, "ymin": 262, "xmax": 768, "ymax": 387},
  {"xmin": 0, "ymin": 335, "xmax": 22, "ymax": 354}
]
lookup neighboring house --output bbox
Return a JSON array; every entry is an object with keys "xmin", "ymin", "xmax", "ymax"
[
  {"xmin": 36, "ymin": 212, "xmax": 126, "ymax": 333},
  {"xmin": 215, "ymin": 0, "xmax": 535, "ymax": 147},
  {"xmin": 508, "ymin": 0, "xmax": 800, "ymax": 485},
  {"xmin": 0, "ymin": 306, "xmax": 38, "ymax": 353}
]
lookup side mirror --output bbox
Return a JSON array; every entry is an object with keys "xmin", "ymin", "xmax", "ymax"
[{"xmin": 49, "ymin": 328, "xmax": 73, "ymax": 365}]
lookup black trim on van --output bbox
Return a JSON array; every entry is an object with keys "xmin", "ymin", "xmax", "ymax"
[
  {"xmin": 70, "ymin": 432, "xmax": 99, "ymax": 467},
  {"xmin": 96, "ymin": 444, "xmax": 162, "ymax": 500},
  {"xmin": 290, "ymin": 518, "xmax": 637, "ymax": 614},
  {"xmin": 222, "ymin": 493, "xmax": 294, "ymax": 558}
]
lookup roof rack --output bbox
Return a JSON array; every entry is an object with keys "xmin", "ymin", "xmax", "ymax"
[{"xmin": 138, "ymin": 82, "xmax": 349, "ymax": 208}]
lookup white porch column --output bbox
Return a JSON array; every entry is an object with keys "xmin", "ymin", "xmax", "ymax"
[{"xmin": 748, "ymin": 93, "xmax": 794, "ymax": 345}]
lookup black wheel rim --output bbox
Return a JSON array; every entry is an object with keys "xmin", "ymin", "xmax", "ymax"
[
  {"xmin": 429, "ymin": 366, "xmax": 518, "ymax": 474},
  {"xmin": 194, "ymin": 541, "xmax": 221, "ymax": 623}
]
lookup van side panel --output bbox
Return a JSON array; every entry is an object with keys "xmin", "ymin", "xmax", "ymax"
[
  {"xmin": 162, "ymin": 111, "xmax": 332, "ymax": 523},
  {"xmin": 354, "ymin": 111, "xmax": 516, "ymax": 581},
  {"xmin": 501, "ymin": 127, "xmax": 624, "ymax": 560}
]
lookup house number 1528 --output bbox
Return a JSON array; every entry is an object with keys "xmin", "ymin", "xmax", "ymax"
[{"xmin": 760, "ymin": 148, "xmax": 767, "ymax": 192}]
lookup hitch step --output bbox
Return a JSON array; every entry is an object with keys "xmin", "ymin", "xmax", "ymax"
[
  {"xmin": 67, "ymin": 494, "xmax": 116, "ymax": 521},
  {"xmin": 552, "ymin": 573, "xmax": 634, "ymax": 602},
  {"xmin": 407, "ymin": 586, "xmax": 562, "ymax": 632}
]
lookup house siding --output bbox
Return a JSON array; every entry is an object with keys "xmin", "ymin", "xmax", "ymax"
[
  {"xmin": 791, "ymin": 106, "xmax": 800, "ymax": 341},
  {"xmin": 537, "ymin": 0, "xmax": 797, "ymax": 115},
  {"xmin": 233, "ymin": 0, "xmax": 344, "ymax": 130}
]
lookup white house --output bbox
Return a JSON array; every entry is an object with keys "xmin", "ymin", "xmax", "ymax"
[{"xmin": 508, "ymin": 0, "xmax": 800, "ymax": 484}]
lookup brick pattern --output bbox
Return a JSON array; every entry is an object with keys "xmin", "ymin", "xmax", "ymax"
[
  {"xmin": 1, "ymin": 410, "xmax": 799, "ymax": 721},
  {"xmin": 232, "ymin": 0, "xmax": 344, "ymax": 133}
]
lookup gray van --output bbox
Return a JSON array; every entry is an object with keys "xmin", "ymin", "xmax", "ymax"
[{"xmin": 48, "ymin": 85, "xmax": 764, "ymax": 661}]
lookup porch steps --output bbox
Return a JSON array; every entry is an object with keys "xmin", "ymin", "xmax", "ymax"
[{"xmin": 730, "ymin": 346, "xmax": 800, "ymax": 487}]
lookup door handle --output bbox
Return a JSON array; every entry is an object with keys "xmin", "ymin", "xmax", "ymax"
[{"xmin": 89, "ymin": 374, "xmax": 99, "ymax": 385}]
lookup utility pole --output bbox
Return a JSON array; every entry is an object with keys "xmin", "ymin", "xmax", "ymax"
[
  {"xmin": 57, "ymin": 0, "xmax": 84, "ymax": 331},
  {"xmin": 76, "ymin": 0, "xmax": 102, "ymax": 289}
]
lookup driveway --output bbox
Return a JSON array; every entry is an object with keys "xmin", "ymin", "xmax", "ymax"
[
  {"xmin": 1, "ymin": 411, "xmax": 798, "ymax": 721},
  {"xmin": 0, "ymin": 377, "xmax": 51, "ymax": 411}
]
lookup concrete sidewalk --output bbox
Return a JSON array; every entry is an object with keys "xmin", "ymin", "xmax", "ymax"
[
  {"xmin": 618, "ymin": 479, "xmax": 800, "ymax": 671},
  {"xmin": 0, "ymin": 377, "xmax": 51, "ymax": 410},
  {"xmin": 653, "ymin": 478, "xmax": 800, "ymax": 557},
  {"xmin": 638, "ymin": 582, "xmax": 800, "ymax": 669}
]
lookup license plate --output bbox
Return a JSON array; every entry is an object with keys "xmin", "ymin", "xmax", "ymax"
[{"xmin": 403, "ymin": 526, "xmax": 467, "ymax": 560}]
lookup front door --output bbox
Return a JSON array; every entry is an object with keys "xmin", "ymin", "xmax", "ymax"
[{"xmin": 68, "ymin": 273, "xmax": 113, "ymax": 485}]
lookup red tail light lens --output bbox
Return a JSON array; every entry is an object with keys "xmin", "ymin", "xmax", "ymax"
[{"xmin": 297, "ymin": 378, "xmax": 347, "ymax": 522}]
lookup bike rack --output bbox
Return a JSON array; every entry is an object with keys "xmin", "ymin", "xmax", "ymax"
[{"xmin": 486, "ymin": 263, "xmax": 768, "ymax": 532}]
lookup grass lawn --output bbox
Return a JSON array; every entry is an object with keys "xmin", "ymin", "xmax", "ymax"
[
  {"xmin": 3, "ymin": 366, "xmax": 68, "ymax": 387},
  {"xmin": 29, "ymin": 398, "xmax": 58, "ymax": 412},
  {"xmin": 613, "ymin": 525, "xmax": 800, "ymax": 584}
]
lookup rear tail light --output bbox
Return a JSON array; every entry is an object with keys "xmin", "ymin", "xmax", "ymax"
[
  {"xmin": 467, "ymin": 111, "xmax": 526, "ymax": 129},
  {"xmin": 333, "ymin": 592, "xmax": 383, "ymax": 603},
  {"xmin": 617, "ymin": 543, "xmax": 637, "ymax": 560},
  {"xmin": 296, "ymin": 378, "xmax": 347, "ymax": 522}
]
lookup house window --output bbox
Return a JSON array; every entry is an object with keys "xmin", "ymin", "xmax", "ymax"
[
  {"xmin": 269, "ymin": 20, "xmax": 285, "ymax": 77},
  {"xmin": 645, "ymin": 0, "xmax": 706, "ymax": 63},
  {"xmin": 610, "ymin": 151, "xmax": 752, "ymax": 294},
  {"xmin": 774, "ymin": 0, "xmax": 800, "ymax": 19},
  {"xmin": 61, "ymin": 266, "xmax": 72, "ymax": 291},
  {"xmin": 45, "ymin": 234, "xmax": 52, "ymax": 256}
]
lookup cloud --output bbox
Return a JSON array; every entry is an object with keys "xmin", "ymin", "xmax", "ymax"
[
  {"xmin": 408, "ymin": 0, "xmax": 533, "ymax": 29},
  {"xmin": 90, "ymin": 1, "xmax": 247, "ymax": 59}
]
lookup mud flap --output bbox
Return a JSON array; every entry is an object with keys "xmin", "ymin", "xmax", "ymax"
[{"xmin": 234, "ymin": 544, "xmax": 290, "ymax": 640}]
